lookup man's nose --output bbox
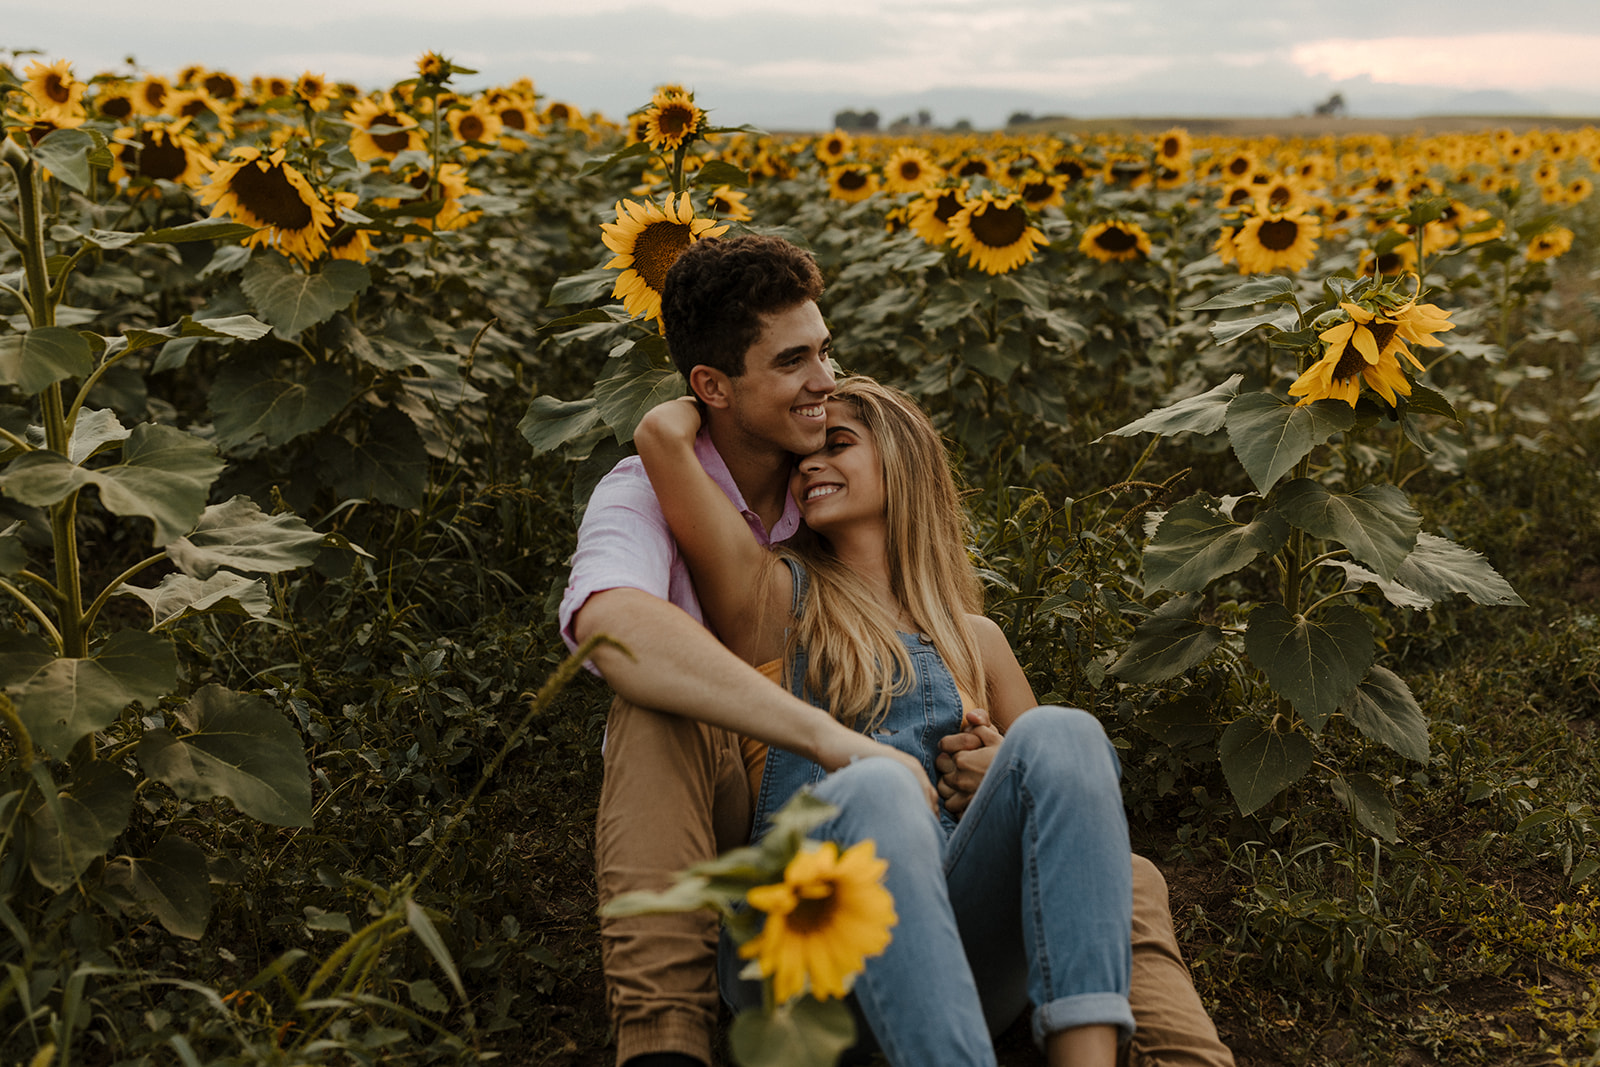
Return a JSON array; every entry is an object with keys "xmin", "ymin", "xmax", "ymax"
[{"xmin": 807, "ymin": 354, "xmax": 836, "ymax": 394}]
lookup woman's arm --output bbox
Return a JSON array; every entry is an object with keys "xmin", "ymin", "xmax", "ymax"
[{"xmin": 633, "ymin": 397, "xmax": 790, "ymax": 664}]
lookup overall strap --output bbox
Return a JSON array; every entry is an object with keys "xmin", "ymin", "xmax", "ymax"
[{"xmin": 779, "ymin": 555, "xmax": 808, "ymax": 617}]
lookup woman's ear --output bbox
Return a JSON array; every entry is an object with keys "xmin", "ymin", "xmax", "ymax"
[{"xmin": 689, "ymin": 365, "xmax": 733, "ymax": 410}]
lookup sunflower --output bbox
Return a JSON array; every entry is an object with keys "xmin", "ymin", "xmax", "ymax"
[
  {"xmin": 1053, "ymin": 155, "xmax": 1089, "ymax": 183},
  {"xmin": 110, "ymin": 123, "xmax": 214, "ymax": 188},
  {"xmin": 1219, "ymin": 149, "xmax": 1257, "ymax": 181},
  {"xmin": 1080, "ymin": 219, "xmax": 1151, "ymax": 263},
  {"xmin": 1101, "ymin": 152, "xmax": 1150, "ymax": 190},
  {"xmin": 1566, "ymin": 177, "xmax": 1594, "ymax": 204},
  {"xmin": 642, "ymin": 88, "xmax": 702, "ymax": 152},
  {"xmin": 908, "ymin": 186, "xmax": 968, "ymax": 245},
  {"xmin": 740, "ymin": 840, "xmax": 896, "ymax": 1004},
  {"xmin": 882, "ymin": 147, "xmax": 941, "ymax": 195},
  {"xmin": 601, "ymin": 192, "xmax": 729, "ymax": 322},
  {"xmin": 1155, "ymin": 127, "xmax": 1191, "ymax": 167},
  {"xmin": 1254, "ymin": 176, "xmax": 1306, "ymax": 214},
  {"xmin": 346, "ymin": 95, "xmax": 425, "ymax": 162},
  {"xmin": 166, "ymin": 90, "xmax": 234, "ymax": 138},
  {"xmin": 828, "ymin": 164, "xmax": 880, "ymax": 203},
  {"xmin": 1231, "ymin": 210, "xmax": 1321, "ymax": 274},
  {"xmin": 946, "ymin": 192, "xmax": 1047, "ymax": 275},
  {"xmin": 1214, "ymin": 226, "xmax": 1238, "ymax": 267},
  {"xmin": 407, "ymin": 162, "xmax": 482, "ymax": 232},
  {"xmin": 323, "ymin": 190, "xmax": 375, "ymax": 264},
  {"xmin": 24, "ymin": 60, "xmax": 85, "ymax": 117},
  {"xmin": 814, "ymin": 128, "xmax": 852, "ymax": 165},
  {"xmin": 1217, "ymin": 183, "xmax": 1257, "ymax": 214},
  {"xmin": 1358, "ymin": 241, "xmax": 1417, "ymax": 278},
  {"xmin": 198, "ymin": 146, "xmax": 332, "ymax": 264},
  {"xmin": 1525, "ymin": 226, "xmax": 1574, "ymax": 264},
  {"xmin": 134, "ymin": 75, "xmax": 171, "ymax": 116},
  {"xmin": 201, "ymin": 70, "xmax": 241, "ymax": 101},
  {"xmin": 1013, "ymin": 169, "xmax": 1066, "ymax": 210},
  {"xmin": 253, "ymin": 76, "xmax": 294, "ymax": 104},
  {"xmin": 91, "ymin": 83, "xmax": 138, "ymax": 123},
  {"xmin": 952, "ymin": 155, "xmax": 995, "ymax": 180},
  {"xmin": 494, "ymin": 98, "xmax": 539, "ymax": 150},
  {"xmin": 1290, "ymin": 302, "xmax": 1427, "ymax": 408},
  {"xmin": 705, "ymin": 185, "xmax": 753, "ymax": 222},
  {"xmin": 295, "ymin": 71, "xmax": 337, "ymax": 112},
  {"xmin": 448, "ymin": 101, "xmax": 503, "ymax": 149},
  {"xmin": 541, "ymin": 101, "xmax": 588, "ymax": 133},
  {"xmin": 416, "ymin": 51, "xmax": 450, "ymax": 83}
]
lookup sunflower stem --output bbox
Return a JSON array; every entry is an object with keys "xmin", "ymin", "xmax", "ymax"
[{"xmin": 671, "ymin": 143, "xmax": 688, "ymax": 197}]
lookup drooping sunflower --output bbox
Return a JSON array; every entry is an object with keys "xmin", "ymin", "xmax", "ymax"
[
  {"xmin": 1231, "ymin": 210, "xmax": 1321, "ymax": 274},
  {"xmin": 198, "ymin": 146, "xmax": 332, "ymax": 264},
  {"xmin": 740, "ymin": 840, "xmax": 896, "ymax": 1004},
  {"xmin": 1290, "ymin": 302, "xmax": 1427, "ymax": 408},
  {"xmin": 828, "ymin": 163, "xmax": 880, "ymax": 203},
  {"xmin": 110, "ymin": 122, "xmax": 214, "ymax": 188},
  {"xmin": 24, "ymin": 60, "xmax": 85, "ymax": 117},
  {"xmin": 882, "ymin": 147, "xmax": 941, "ymax": 195},
  {"xmin": 946, "ymin": 192, "xmax": 1047, "ymax": 275},
  {"xmin": 1079, "ymin": 219, "xmax": 1151, "ymax": 263},
  {"xmin": 908, "ymin": 186, "xmax": 968, "ymax": 245},
  {"xmin": 1525, "ymin": 226, "xmax": 1574, "ymax": 264},
  {"xmin": 642, "ymin": 88, "xmax": 702, "ymax": 152},
  {"xmin": 814, "ymin": 128, "xmax": 852, "ymax": 165},
  {"xmin": 1101, "ymin": 152, "xmax": 1150, "ymax": 190},
  {"xmin": 166, "ymin": 90, "xmax": 234, "ymax": 138},
  {"xmin": 346, "ymin": 95, "xmax": 425, "ymax": 162},
  {"xmin": 705, "ymin": 185, "xmax": 753, "ymax": 223},
  {"xmin": 601, "ymin": 192, "xmax": 729, "ymax": 322}
]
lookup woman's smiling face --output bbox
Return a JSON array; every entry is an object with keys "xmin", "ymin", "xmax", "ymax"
[{"xmin": 789, "ymin": 403, "xmax": 886, "ymax": 536}]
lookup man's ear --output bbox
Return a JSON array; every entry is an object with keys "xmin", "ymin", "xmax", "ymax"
[{"xmin": 689, "ymin": 365, "xmax": 733, "ymax": 410}]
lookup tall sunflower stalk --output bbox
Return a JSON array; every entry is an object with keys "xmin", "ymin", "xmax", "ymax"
[
  {"xmin": 603, "ymin": 791, "xmax": 895, "ymax": 1067},
  {"xmin": 1101, "ymin": 263, "xmax": 1523, "ymax": 838}
]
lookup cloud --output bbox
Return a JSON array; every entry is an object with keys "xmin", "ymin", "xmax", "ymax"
[{"xmin": 1292, "ymin": 33, "xmax": 1600, "ymax": 92}]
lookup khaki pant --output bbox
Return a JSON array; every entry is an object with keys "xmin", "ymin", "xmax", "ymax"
[{"xmin": 595, "ymin": 696, "xmax": 1234, "ymax": 1066}]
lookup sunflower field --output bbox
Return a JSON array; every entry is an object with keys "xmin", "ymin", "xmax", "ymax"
[{"xmin": 2, "ymin": 48, "xmax": 1600, "ymax": 1065}]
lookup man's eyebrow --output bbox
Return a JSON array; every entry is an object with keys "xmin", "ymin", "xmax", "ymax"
[{"xmin": 771, "ymin": 338, "xmax": 829, "ymax": 363}]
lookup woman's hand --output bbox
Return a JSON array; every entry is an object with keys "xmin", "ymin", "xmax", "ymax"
[
  {"xmin": 634, "ymin": 395, "xmax": 703, "ymax": 448},
  {"xmin": 936, "ymin": 707, "xmax": 1004, "ymax": 816}
]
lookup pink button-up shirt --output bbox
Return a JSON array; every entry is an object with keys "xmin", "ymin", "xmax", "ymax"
[{"xmin": 559, "ymin": 429, "xmax": 801, "ymax": 670}]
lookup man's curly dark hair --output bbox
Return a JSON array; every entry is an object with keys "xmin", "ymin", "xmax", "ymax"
[{"xmin": 660, "ymin": 235, "xmax": 824, "ymax": 381}]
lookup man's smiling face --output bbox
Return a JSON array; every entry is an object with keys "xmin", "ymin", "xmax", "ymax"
[{"xmin": 722, "ymin": 300, "xmax": 836, "ymax": 456}]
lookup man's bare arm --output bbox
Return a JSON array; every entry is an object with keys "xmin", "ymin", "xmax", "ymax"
[{"xmin": 576, "ymin": 587, "xmax": 937, "ymax": 804}]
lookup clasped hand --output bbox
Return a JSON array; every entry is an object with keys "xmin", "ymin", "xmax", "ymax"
[{"xmin": 936, "ymin": 708, "xmax": 1003, "ymax": 816}]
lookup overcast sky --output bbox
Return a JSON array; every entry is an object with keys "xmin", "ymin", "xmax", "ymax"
[{"xmin": 7, "ymin": 1, "xmax": 1600, "ymax": 128}]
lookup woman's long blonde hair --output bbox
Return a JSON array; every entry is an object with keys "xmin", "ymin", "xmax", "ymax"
[{"xmin": 780, "ymin": 377, "xmax": 985, "ymax": 730}]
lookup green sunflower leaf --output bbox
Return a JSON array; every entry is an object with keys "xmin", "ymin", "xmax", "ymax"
[
  {"xmin": 1275, "ymin": 480, "xmax": 1421, "ymax": 580},
  {"xmin": 0, "ymin": 327, "xmax": 94, "ymax": 395},
  {"xmin": 1143, "ymin": 493, "xmax": 1289, "ymax": 594},
  {"xmin": 104, "ymin": 836, "xmax": 211, "ymax": 940},
  {"xmin": 1102, "ymin": 375, "xmax": 1243, "ymax": 439},
  {"xmin": 547, "ymin": 268, "xmax": 619, "ymax": 307},
  {"xmin": 1400, "ymin": 383, "xmax": 1458, "ymax": 421},
  {"xmin": 1109, "ymin": 593, "xmax": 1223, "ymax": 682},
  {"xmin": 209, "ymin": 357, "xmax": 353, "ymax": 450},
  {"xmin": 1218, "ymin": 716, "xmax": 1314, "ymax": 816},
  {"xmin": 1394, "ymin": 532, "xmax": 1525, "ymax": 607},
  {"xmin": 1244, "ymin": 603, "xmax": 1373, "ymax": 732},
  {"xmin": 240, "ymin": 253, "xmax": 372, "ymax": 338},
  {"xmin": 31, "ymin": 129, "xmax": 102, "ymax": 194},
  {"xmin": 135, "ymin": 684, "xmax": 312, "ymax": 827},
  {"xmin": 696, "ymin": 159, "xmax": 750, "ymax": 188},
  {"xmin": 1341, "ymin": 666, "xmax": 1430, "ymax": 763},
  {"xmin": 122, "ymin": 314, "xmax": 272, "ymax": 354},
  {"xmin": 321, "ymin": 407, "xmax": 428, "ymax": 509},
  {"xmin": 26, "ymin": 761, "xmax": 135, "ymax": 891},
  {"xmin": 116, "ymin": 570, "xmax": 271, "ymax": 628},
  {"xmin": 0, "ymin": 521, "xmax": 26, "ymax": 575},
  {"xmin": 1226, "ymin": 392, "xmax": 1357, "ymax": 495},
  {"xmin": 1210, "ymin": 306, "xmax": 1301, "ymax": 346},
  {"xmin": 519, "ymin": 395, "xmax": 604, "ymax": 455},
  {"xmin": 595, "ymin": 345, "xmax": 686, "ymax": 444},
  {"xmin": 0, "ymin": 629, "xmax": 178, "ymax": 760},
  {"xmin": 88, "ymin": 220, "xmax": 259, "ymax": 248},
  {"xmin": 729, "ymin": 997, "xmax": 857, "ymax": 1067},
  {"xmin": 67, "ymin": 407, "xmax": 129, "ymax": 464},
  {"xmin": 164, "ymin": 495, "xmax": 329, "ymax": 579},
  {"xmin": 0, "ymin": 424, "xmax": 223, "ymax": 545},
  {"xmin": 1188, "ymin": 275, "xmax": 1297, "ymax": 310},
  {"xmin": 1329, "ymin": 772, "xmax": 1398, "ymax": 842},
  {"xmin": 1318, "ymin": 559, "xmax": 1434, "ymax": 610}
]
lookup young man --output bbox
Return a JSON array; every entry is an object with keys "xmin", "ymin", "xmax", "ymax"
[{"xmin": 560, "ymin": 235, "xmax": 1233, "ymax": 1067}]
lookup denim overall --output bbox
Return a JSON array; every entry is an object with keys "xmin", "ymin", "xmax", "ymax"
[{"xmin": 724, "ymin": 559, "xmax": 1135, "ymax": 1062}]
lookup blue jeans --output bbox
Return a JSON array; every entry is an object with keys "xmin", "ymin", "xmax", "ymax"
[{"xmin": 723, "ymin": 705, "xmax": 1134, "ymax": 1063}]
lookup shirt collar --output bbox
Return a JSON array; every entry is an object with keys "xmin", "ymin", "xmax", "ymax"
[{"xmin": 693, "ymin": 428, "xmax": 801, "ymax": 545}]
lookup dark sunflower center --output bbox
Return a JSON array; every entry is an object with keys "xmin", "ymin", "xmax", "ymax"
[
  {"xmin": 98, "ymin": 95, "xmax": 133, "ymax": 120},
  {"xmin": 204, "ymin": 74, "xmax": 237, "ymax": 99},
  {"xmin": 1227, "ymin": 188, "xmax": 1252, "ymax": 206},
  {"xmin": 1095, "ymin": 225, "xmax": 1138, "ymax": 253},
  {"xmin": 710, "ymin": 195, "xmax": 732, "ymax": 214},
  {"xmin": 1161, "ymin": 136, "xmax": 1181, "ymax": 157},
  {"xmin": 633, "ymin": 221, "xmax": 693, "ymax": 291},
  {"xmin": 142, "ymin": 82, "xmax": 167, "ymax": 109},
  {"xmin": 656, "ymin": 104, "xmax": 695, "ymax": 139},
  {"xmin": 1228, "ymin": 156, "xmax": 1250, "ymax": 176},
  {"xmin": 1331, "ymin": 338, "xmax": 1367, "ymax": 382},
  {"xmin": 457, "ymin": 114, "xmax": 485, "ymax": 141},
  {"xmin": 786, "ymin": 885, "xmax": 839, "ymax": 935},
  {"xmin": 230, "ymin": 160, "xmax": 315, "ymax": 229},
  {"xmin": 932, "ymin": 193, "xmax": 963, "ymax": 223},
  {"xmin": 135, "ymin": 131, "xmax": 188, "ymax": 181},
  {"xmin": 1373, "ymin": 177, "xmax": 1395, "ymax": 194},
  {"xmin": 1055, "ymin": 158, "xmax": 1085, "ymax": 181},
  {"xmin": 824, "ymin": 137, "xmax": 844, "ymax": 156},
  {"xmin": 837, "ymin": 169, "xmax": 868, "ymax": 191},
  {"xmin": 1022, "ymin": 180, "xmax": 1053, "ymax": 203},
  {"xmin": 971, "ymin": 203, "xmax": 1028, "ymax": 248},
  {"xmin": 44, "ymin": 73, "xmax": 72, "ymax": 104},
  {"xmin": 898, "ymin": 161, "xmax": 922, "ymax": 181},
  {"xmin": 1369, "ymin": 321, "xmax": 1399, "ymax": 351},
  {"xmin": 369, "ymin": 114, "xmax": 412, "ymax": 153},
  {"xmin": 1374, "ymin": 251, "xmax": 1403, "ymax": 274},
  {"xmin": 179, "ymin": 98, "xmax": 211, "ymax": 119},
  {"xmin": 501, "ymin": 107, "xmax": 527, "ymax": 131},
  {"xmin": 549, "ymin": 103, "xmax": 572, "ymax": 122},
  {"xmin": 1268, "ymin": 185, "xmax": 1292, "ymax": 208},
  {"xmin": 1258, "ymin": 219, "xmax": 1300, "ymax": 251},
  {"xmin": 958, "ymin": 159, "xmax": 989, "ymax": 177}
]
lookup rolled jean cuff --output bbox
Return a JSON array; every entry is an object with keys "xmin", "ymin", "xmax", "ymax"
[{"xmin": 1031, "ymin": 993, "xmax": 1136, "ymax": 1049}]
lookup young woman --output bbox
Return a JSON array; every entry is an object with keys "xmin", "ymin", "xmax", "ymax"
[{"xmin": 634, "ymin": 377, "xmax": 1133, "ymax": 1067}]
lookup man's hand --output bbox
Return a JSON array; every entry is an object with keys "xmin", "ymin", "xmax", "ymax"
[
  {"xmin": 936, "ymin": 708, "xmax": 1004, "ymax": 816},
  {"xmin": 813, "ymin": 727, "xmax": 940, "ymax": 814}
]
